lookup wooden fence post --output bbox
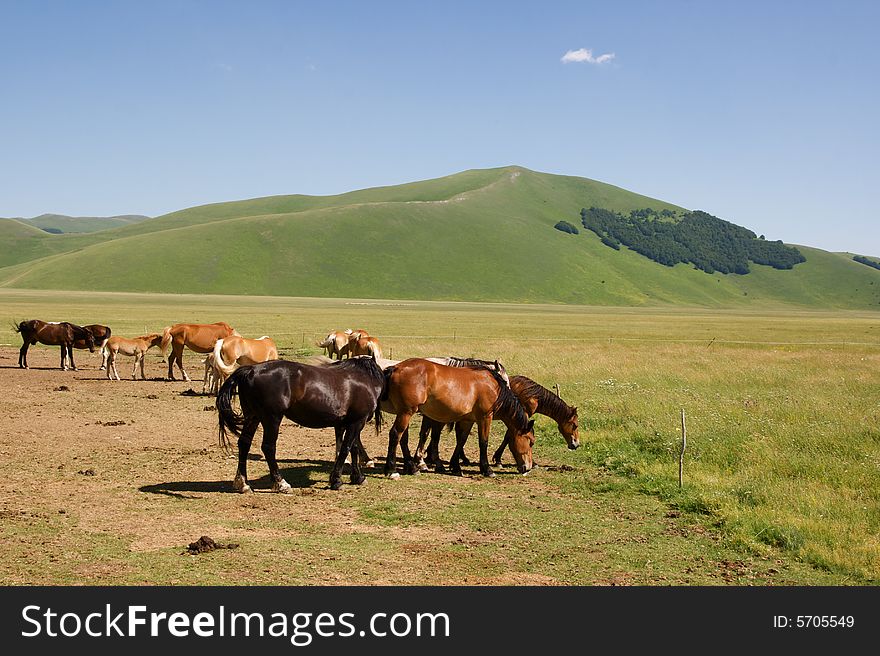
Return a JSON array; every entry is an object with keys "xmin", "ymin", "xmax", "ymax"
[{"xmin": 679, "ymin": 408, "xmax": 687, "ymax": 488}]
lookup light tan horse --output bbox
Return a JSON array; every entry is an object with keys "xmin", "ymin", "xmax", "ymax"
[
  {"xmin": 160, "ymin": 322, "xmax": 239, "ymax": 381},
  {"xmin": 103, "ymin": 333, "xmax": 164, "ymax": 381},
  {"xmin": 316, "ymin": 329, "xmax": 353, "ymax": 360},
  {"xmin": 211, "ymin": 335, "xmax": 279, "ymax": 387},
  {"xmin": 350, "ymin": 334, "xmax": 382, "ymax": 359}
]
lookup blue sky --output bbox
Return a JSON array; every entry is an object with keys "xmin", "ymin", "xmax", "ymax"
[{"xmin": 1, "ymin": 0, "xmax": 878, "ymax": 254}]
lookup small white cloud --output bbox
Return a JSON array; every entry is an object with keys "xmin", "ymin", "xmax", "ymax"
[{"xmin": 561, "ymin": 48, "xmax": 615, "ymax": 65}]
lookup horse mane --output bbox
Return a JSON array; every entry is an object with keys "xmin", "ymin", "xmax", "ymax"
[
  {"xmin": 487, "ymin": 368, "xmax": 530, "ymax": 431},
  {"xmin": 325, "ymin": 355, "xmax": 385, "ymax": 384},
  {"xmin": 445, "ymin": 356, "xmax": 497, "ymax": 369},
  {"xmin": 511, "ymin": 375, "xmax": 574, "ymax": 422}
]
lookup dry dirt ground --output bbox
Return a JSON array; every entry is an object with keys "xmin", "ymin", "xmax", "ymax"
[{"xmin": 0, "ymin": 345, "xmax": 837, "ymax": 586}]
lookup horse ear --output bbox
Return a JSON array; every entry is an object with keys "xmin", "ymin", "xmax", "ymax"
[{"xmin": 527, "ymin": 419, "xmax": 535, "ymax": 432}]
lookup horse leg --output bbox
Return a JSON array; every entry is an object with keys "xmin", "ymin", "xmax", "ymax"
[
  {"xmin": 429, "ymin": 422, "xmax": 446, "ymax": 473},
  {"xmin": 131, "ymin": 353, "xmax": 139, "ymax": 380},
  {"xmin": 449, "ymin": 421, "xmax": 474, "ymax": 476},
  {"xmin": 139, "ymin": 351, "xmax": 147, "ymax": 380},
  {"xmin": 176, "ymin": 347, "xmax": 191, "ymax": 382},
  {"xmin": 60, "ymin": 344, "xmax": 67, "ymax": 370},
  {"xmin": 18, "ymin": 340, "xmax": 29, "ymax": 368},
  {"xmin": 492, "ymin": 427, "xmax": 513, "ymax": 466},
  {"xmin": 260, "ymin": 415, "xmax": 290, "ymax": 493},
  {"xmin": 384, "ymin": 413, "xmax": 413, "ymax": 479},
  {"xmin": 400, "ymin": 425, "xmax": 419, "ymax": 475},
  {"xmin": 477, "ymin": 416, "xmax": 495, "ymax": 477},
  {"xmin": 415, "ymin": 418, "xmax": 431, "ymax": 471},
  {"xmin": 330, "ymin": 422, "xmax": 367, "ymax": 489},
  {"xmin": 232, "ymin": 417, "xmax": 259, "ymax": 493},
  {"xmin": 348, "ymin": 424, "xmax": 367, "ymax": 485},
  {"xmin": 68, "ymin": 343, "xmax": 77, "ymax": 370}
]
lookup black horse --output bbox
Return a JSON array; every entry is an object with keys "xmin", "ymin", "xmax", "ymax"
[
  {"xmin": 13, "ymin": 320, "xmax": 96, "ymax": 370},
  {"xmin": 217, "ymin": 357, "xmax": 386, "ymax": 491}
]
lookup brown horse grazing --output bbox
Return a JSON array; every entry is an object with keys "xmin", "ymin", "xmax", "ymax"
[
  {"xmin": 381, "ymin": 359, "xmax": 535, "ymax": 478},
  {"xmin": 13, "ymin": 320, "xmax": 96, "ymax": 370},
  {"xmin": 491, "ymin": 376, "xmax": 580, "ymax": 464},
  {"xmin": 160, "ymin": 322, "xmax": 239, "ymax": 381},
  {"xmin": 103, "ymin": 333, "xmax": 164, "ymax": 380},
  {"xmin": 316, "ymin": 329, "xmax": 353, "ymax": 360},
  {"xmin": 419, "ymin": 375, "xmax": 581, "ymax": 471},
  {"xmin": 217, "ymin": 357, "xmax": 386, "ymax": 491},
  {"xmin": 350, "ymin": 334, "xmax": 383, "ymax": 359},
  {"xmin": 71, "ymin": 324, "xmax": 112, "ymax": 369},
  {"xmin": 211, "ymin": 335, "xmax": 279, "ymax": 387}
]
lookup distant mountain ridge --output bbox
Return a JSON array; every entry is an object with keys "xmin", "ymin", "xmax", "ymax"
[
  {"xmin": 0, "ymin": 166, "xmax": 877, "ymax": 309},
  {"xmin": 6, "ymin": 213, "xmax": 150, "ymax": 234}
]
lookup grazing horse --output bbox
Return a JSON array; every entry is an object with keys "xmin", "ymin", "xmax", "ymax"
[
  {"xmin": 350, "ymin": 334, "xmax": 383, "ymax": 359},
  {"xmin": 491, "ymin": 376, "xmax": 580, "ymax": 464},
  {"xmin": 381, "ymin": 358, "xmax": 535, "ymax": 479},
  {"xmin": 13, "ymin": 320, "xmax": 96, "ymax": 370},
  {"xmin": 419, "ymin": 375, "xmax": 581, "ymax": 471},
  {"xmin": 317, "ymin": 329, "xmax": 353, "ymax": 360},
  {"xmin": 69, "ymin": 324, "xmax": 112, "ymax": 369},
  {"xmin": 103, "ymin": 333, "xmax": 164, "ymax": 380},
  {"xmin": 160, "ymin": 322, "xmax": 239, "ymax": 381},
  {"xmin": 216, "ymin": 357, "xmax": 386, "ymax": 491}
]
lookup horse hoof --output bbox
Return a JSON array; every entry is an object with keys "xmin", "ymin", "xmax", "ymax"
[
  {"xmin": 386, "ymin": 472, "xmax": 400, "ymax": 480},
  {"xmin": 330, "ymin": 479, "xmax": 343, "ymax": 491},
  {"xmin": 233, "ymin": 483, "xmax": 253, "ymax": 494},
  {"xmin": 418, "ymin": 461, "xmax": 429, "ymax": 472},
  {"xmin": 350, "ymin": 474, "xmax": 366, "ymax": 486},
  {"xmin": 450, "ymin": 469, "xmax": 463, "ymax": 477},
  {"xmin": 272, "ymin": 480, "xmax": 292, "ymax": 494},
  {"xmin": 364, "ymin": 460, "xmax": 375, "ymax": 469}
]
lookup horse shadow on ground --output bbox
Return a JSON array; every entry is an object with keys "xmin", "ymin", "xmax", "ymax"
[{"xmin": 138, "ymin": 458, "xmax": 332, "ymax": 499}]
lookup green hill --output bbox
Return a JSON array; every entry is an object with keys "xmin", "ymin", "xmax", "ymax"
[
  {"xmin": 7, "ymin": 213, "xmax": 150, "ymax": 234},
  {"xmin": 1, "ymin": 166, "xmax": 878, "ymax": 308}
]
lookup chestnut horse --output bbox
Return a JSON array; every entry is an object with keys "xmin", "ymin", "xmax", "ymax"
[
  {"xmin": 217, "ymin": 357, "xmax": 386, "ymax": 491},
  {"xmin": 381, "ymin": 358, "xmax": 535, "ymax": 479},
  {"xmin": 160, "ymin": 322, "xmax": 239, "ymax": 381},
  {"xmin": 14, "ymin": 320, "xmax": 96, "ymax": 370},
  {"xmin": 419, "ymin": 375, "xmax": 581, "ymax": 471},
  {"xmin": 103, "ymin": 333, "xmax": 164, "ymax": 380},
  {"xmin": 349, "ymin": 334, "xmax": 383, "ymax": 359},
  {"xmin": 211, "ymin": 335, "xmax": 279, "ymax": 387}
]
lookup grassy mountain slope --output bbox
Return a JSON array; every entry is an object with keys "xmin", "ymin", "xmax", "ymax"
[
  {"xmin": 19, "ymin": 213, "xmax": 150, "ymax": 233},
  {"xmin": 1, "ymin": 167, "xmax": 878, "ymax": 308}
]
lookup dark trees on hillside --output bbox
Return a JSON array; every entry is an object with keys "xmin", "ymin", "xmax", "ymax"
[
  {"xmin": 854, "ymin": 255, "xmax": 880, "ymax": 271},
  {"xmin": 578, "ymin": 206, "xmax": 805, "ymax": 274},
  {"xmin": 554, "ymin": 220, "xmax": 579, "ymax": 234}
]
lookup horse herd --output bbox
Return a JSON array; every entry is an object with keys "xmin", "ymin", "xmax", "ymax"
[{"xmin": 13, "ymin": 319, "xmax": 581, "ymax": 491}]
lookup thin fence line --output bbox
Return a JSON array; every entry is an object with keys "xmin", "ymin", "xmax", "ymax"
[{"xmin": 272, "ymin": 334, "xmax": 880, "ymax": 347}]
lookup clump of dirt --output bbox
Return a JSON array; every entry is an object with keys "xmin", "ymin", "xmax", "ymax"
[
  {"xmin": 184, "ymin": 536, "xmax": 240, "ymax": 555},
  {"xmin": 145, "ymin": 394, "xmax": 159, "ymax": 400},
  {"xmin": 54, "ymin": 385, "xmax": 70, "ymax": 392},
  {"xmin": 78, "ymin": 469, "xmax": 96, "ymax": 476},
  {"xmin": 95, "ymin": 420, "xmax": 127, "ymax": 426},
  {"xmin": 203, "ymin": 405, "xmax": 216, "ymax": 411},
  {"xmin": 179, "ymin": 389, "xmax": 203, "ymax": 396}
]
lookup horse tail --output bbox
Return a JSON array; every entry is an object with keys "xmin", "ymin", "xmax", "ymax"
[
  {"xmin": 217, "ymin": 368, "xmax": 248, "ymax": 452},
  {"xmin": 373, "ymin": 404, "xmax": 384, "ymax": 435},
  {"xmin": 11, "ymin": 321, "xmax": 23, "ymax": 334},
  {"xmin": 316, "ymin": 333, "xmax": 334, "ymax": 348},
  {"xmin": 367, "ymin": 339, "xmax": 383, "ymax": 360},
  {"xmin": 380, "ymin": 365, "xmax": 396, "ymax": 402},
  {"xmin": 212, "ymin": 338, "xmax": 238, "ymax": 377},
  {"xmin": 159, "ymin": 326, "xmax": 172, "ymax": 362}
]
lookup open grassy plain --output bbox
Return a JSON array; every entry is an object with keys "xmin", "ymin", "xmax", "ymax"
[{"xmin": 1, "ymin": 289, "xmax": 878, "ymax": 584}]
